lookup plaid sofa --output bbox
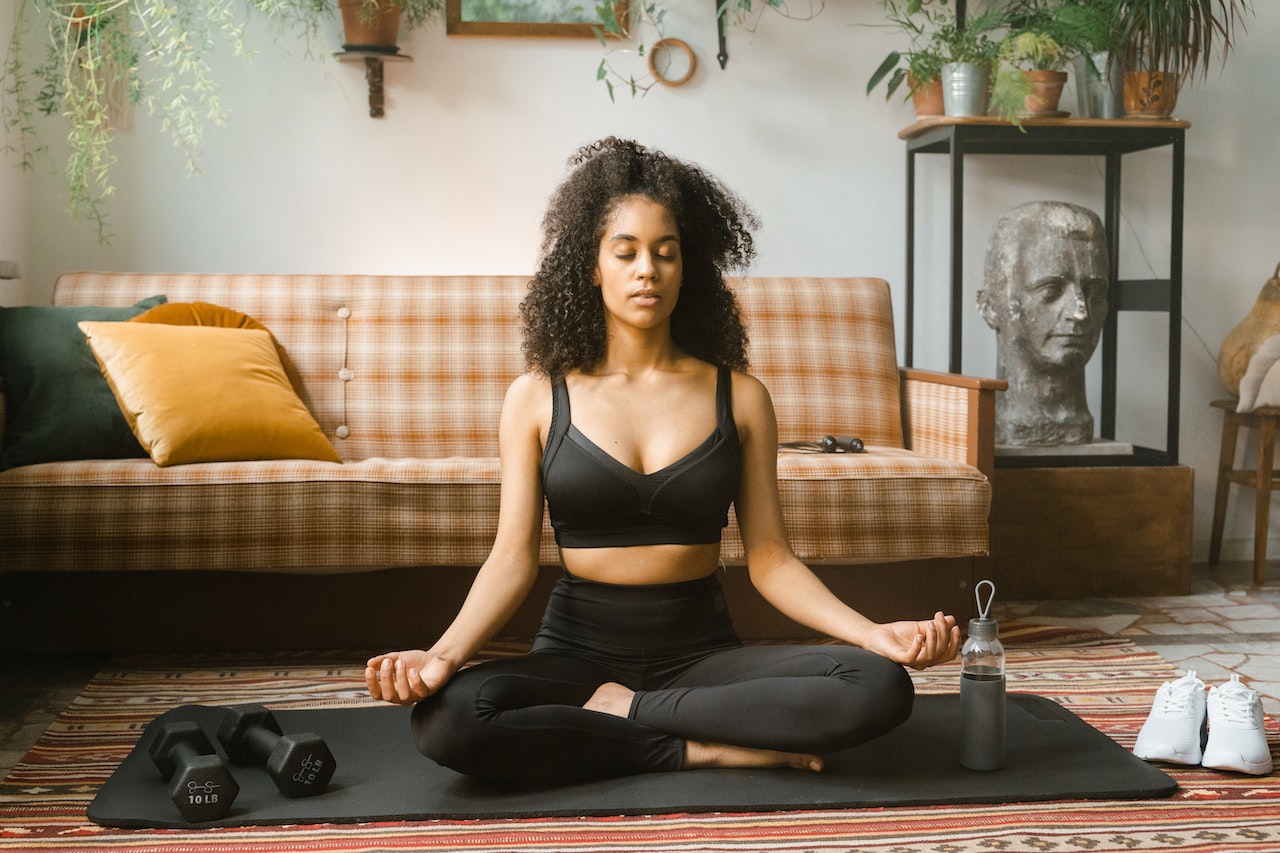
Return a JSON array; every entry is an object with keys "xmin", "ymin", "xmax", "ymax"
[{"xmin": 0, "ymin": 273, "xmax": 1003, "ymax": 649}]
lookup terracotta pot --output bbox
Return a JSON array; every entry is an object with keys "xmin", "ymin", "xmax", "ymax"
[
  {"xmin": 908, "ymin": 74, "xmax": 945, "ymax": 118},
  {"xmin": 339, "ymin": 0, "xmax": 403, "ymax": 50},
  {"xmin": 1021, "ymin": 69, "xmax": 1068, "ymax": 116},
  {"xmin": 1123, "ymin": 71, "xmax": 1179, "ymax": 118}
]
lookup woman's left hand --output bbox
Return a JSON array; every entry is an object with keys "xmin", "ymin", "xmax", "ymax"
[{"xmin": 863, "ymin": 611, "xmax": 960, "ymax": 670}]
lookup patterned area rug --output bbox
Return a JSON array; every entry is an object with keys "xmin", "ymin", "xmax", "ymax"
[{"xmin": 2, "ymin": 625, "xmax": 1279, "ymax": 852}]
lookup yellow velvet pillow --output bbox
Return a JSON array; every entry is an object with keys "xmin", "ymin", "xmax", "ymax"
[
  {"xmin": 130, "ymin": 301, "xmax": 307, "ymax": 398},
  {"xmin": 78, "ymin": 321, "xmax": 341, "ymax": 467}
]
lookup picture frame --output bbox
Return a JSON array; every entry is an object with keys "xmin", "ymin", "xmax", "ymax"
[{"xmin": 446, "ymin": 0, "xmax": 626, "ymax": 38}]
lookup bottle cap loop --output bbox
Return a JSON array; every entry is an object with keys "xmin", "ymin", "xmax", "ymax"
[{"xmin": 975, "ymin": 579, "xmax": 996, "ymax": 620}]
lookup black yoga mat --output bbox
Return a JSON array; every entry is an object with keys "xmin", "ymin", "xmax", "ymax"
[{"xmin": 88, "ymin": 694, "xmax": 1176, "ymax": 828}]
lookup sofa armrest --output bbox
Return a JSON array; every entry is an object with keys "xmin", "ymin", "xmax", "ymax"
[{"xmin": 899, "ymin": 368, "xmax": 1007, "ymax": 479}]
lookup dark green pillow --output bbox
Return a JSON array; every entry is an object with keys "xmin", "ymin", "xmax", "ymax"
[{"xmin": 0, "ymin": 296, "xmax": 167, "ymax": 469}]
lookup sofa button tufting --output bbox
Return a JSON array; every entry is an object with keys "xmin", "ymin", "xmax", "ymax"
[
  {"xmin": 335, "ymin": 425, "xmax": 350, "ymax": 439},
  {"xmin": 337, "ymin": 307, "xmax": 352, "ymax": 319},
  {"xmin": 338, "ymin": 368, "xmax": 354, "ymax": 382}
]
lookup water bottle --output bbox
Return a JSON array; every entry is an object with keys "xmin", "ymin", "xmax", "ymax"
[{"xmin": 959, "ymin": 579, "xmax": 1006, "ymax": 770}]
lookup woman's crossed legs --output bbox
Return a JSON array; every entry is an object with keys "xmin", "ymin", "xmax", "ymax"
[{"xmin": 411, "ymin": 643, "xmax": 913, "ymax": 784}]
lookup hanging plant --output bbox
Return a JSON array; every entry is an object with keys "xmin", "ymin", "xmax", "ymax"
[
  {"xmin": 4, "ymin": 1, "xmax": 267, "ymax": 239},
  {"xmin": 1, "ymin": 0, "xmax": 442, "ymax": 241}
]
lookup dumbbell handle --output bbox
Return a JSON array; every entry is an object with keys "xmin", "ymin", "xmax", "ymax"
[
  {"xmin": 243, "ymin": 725, "xmax": 283, "ymax": 758},
  {"xmin": 168, "ymin": 740, "xmax": 205, "ymax": 772}
]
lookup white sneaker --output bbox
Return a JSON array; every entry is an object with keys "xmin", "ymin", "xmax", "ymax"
[
  {"xmin": 1202, "ymin": 674, "xmax": 1273, "ymax": 776},
  {"xmin": 1134, "ymin": 670, "xmax": 1207, "ymax": 765}
]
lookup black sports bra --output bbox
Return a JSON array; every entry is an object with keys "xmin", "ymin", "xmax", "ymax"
[{"xmin": 541, "ymin": 367, "xmax": 741, "ymax": 548}]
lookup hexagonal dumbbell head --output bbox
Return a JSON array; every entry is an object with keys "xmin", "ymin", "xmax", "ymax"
[
  {"xmin": 217, "ymin": 703, "xmax": 336, "ymax": 798},
  {"xmin": 148, "ymin": 720, "xmax": 239, "ymax": 822}
]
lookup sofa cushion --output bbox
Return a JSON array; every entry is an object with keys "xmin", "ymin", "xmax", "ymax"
[
  {"xmin": 78, "ymin": 322, "xmax": 341, "ymax": 467},
  {"xmin": 0, "ymin": 296, "xmax": 166, "ymax": 470},
  {"xmin": 738, "ymin": 447, "xmax": 992, "ymax": 561},
  {"xmin": 0, "ymin": 457, "xmax": 556, "ymax": 571},
  {"xmin": 0, "ymin": 447, "xmax": 989, "ymax": 572}
]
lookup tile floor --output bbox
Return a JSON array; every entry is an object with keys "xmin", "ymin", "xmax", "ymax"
[
  {"xmin": 2, "ymin": 560, "xmax": 1278, "ymax": 781},
  {"xmin": 999, "ymin": 559, "xmax": 1280, "ymax": 717}
]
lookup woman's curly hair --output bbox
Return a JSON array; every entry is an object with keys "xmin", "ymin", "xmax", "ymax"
[{"xmin": 520, "ymin": 137, "xmax": 758, "ymax": 376}]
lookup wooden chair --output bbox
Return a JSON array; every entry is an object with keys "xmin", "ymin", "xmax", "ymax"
[{"xmin": 1209, "ymin": 399, "xmax": 1280, "ymax": 584}]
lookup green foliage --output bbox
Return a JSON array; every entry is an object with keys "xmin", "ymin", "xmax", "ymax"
[
  {"xmin": 999, "ymin": 30, "xmax": 1066, "ymax": 70},
  {"xmin": 988, "ymin": 65, "xmax": 1031, "ymax": 124},
  {"xmin": 869, "ymin": 0, "xmax": 1253, "ymax": 119},
  {"xmin": 932, "ymin": 5, "xmax": 1005, "ymax": 65},
  {"xmin": 864, "ymin": 0, "xmax": 1008, "ymax": 102},
  {"xmin": 3, "ymin": 0, "xmax": 259, "ymax": 238},
  {"xmin": 990, "ymin": 27, "xmax": 1065, "ymax": 125},
  {"xmin": 593, "ymin": 1, "xmax": 663, "ymax": 102},
  {"xmin": 1045, "ymin": 0, "xmax": 1125, "ymax": 55},
  {"xmin": 1003, "ymin": 0, "xmax": 1254, "ymax": 81},
  {"xmin": 865, "ymin": 0, "xmax": 952, "ymax": 101},
  {"xmin": 1117, "ymin": 0, "xmax": 1253, "ymax": 80}
]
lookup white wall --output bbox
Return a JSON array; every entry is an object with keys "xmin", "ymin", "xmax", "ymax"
[{"xmin": 5, "ymin": 1, "xmax": 1280, "ymax": 562}]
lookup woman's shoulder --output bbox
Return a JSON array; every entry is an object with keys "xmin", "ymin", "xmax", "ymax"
[
  {"xmin": 728, "ymin": 368, "xmax": 770, "ymax": 404},
  {"xmin": 503, "ymin": 372, "xmax": 555, "ymax": 414}
]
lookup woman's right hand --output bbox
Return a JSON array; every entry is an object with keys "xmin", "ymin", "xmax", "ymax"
[{"xmin": 365, "ymin": 650, "xmax": 457, "ymax": 705}]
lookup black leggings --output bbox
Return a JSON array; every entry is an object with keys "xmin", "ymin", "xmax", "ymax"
[{"xmin": 411, "ymin": 571, "xmax": 914, "ymax": 784}]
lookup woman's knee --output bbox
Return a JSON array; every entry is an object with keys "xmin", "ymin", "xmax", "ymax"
[
  {"xmin": 824, "ymin": 650, "xmax": 915, "ymax": 744},
  {"xmin": 870, "ymin": 654, "xmax": 915, "ymax": 727},
  {"xmin": 411, "ymin": 695, "xmax": 464, "ymax": 768},
  {"xmin": 410, "ymin": 690, "xmax": 501, "ymax": 775}
]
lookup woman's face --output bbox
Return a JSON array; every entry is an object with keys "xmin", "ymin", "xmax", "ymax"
[{"xmin": 595, "ymin": 195, "xmax": 683, "ymax": 332}]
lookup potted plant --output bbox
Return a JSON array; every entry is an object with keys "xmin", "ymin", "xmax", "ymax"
[
  {"xmin": 338, "ymin": 0, "xmax": 444, "ymax": 51},
  {"xmin": 933, "ymin": 5, "xmax": 1005, "ymax": 117},
  {"xmin": 1006, "ymin": 0, "xmax": 1126, "ymax": 117},
  {"xmin": 1115, "ymin": 0, "xmax": 1253, "ymax": 118},
  {"xmin": 865, "ymin": 0, "xmax": 951, "ymax": 118},
  {"xmin": 990, "ymin": 30, "xmax": 1069, "ymax": 123}
]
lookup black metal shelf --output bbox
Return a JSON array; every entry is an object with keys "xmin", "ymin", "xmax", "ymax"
[{"xmin": 902, "ymin": 116, "xmax": 1189, "ymax": 465}]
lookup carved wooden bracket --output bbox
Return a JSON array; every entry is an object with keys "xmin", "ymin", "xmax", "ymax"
[{"xmin": 335, "ymin": 51, "xmax": 413, "ymax": 118}]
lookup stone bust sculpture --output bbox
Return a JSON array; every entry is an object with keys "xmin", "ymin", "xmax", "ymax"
[{"xmin": 977, "ymin": 201, "xmax": 1109, "ymax": 447}]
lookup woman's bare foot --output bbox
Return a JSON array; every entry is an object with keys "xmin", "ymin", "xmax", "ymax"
[
  {"xmin": 585, "ymin": 684, "xmax": 823, "ymax": 773},
  {"xmin": 584, "ymin": 682, "xmax": 635, "ymax": 717},
  {"xmin": 685, "ymin": 740, "xmax": 824, "ymax": 773}
]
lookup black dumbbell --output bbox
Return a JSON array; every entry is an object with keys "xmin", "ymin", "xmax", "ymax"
[
  {"xmin": 217, "ymin": 704, "xmax": 336, "ymax": 798},
  {"xmin": 148, "ymin": 720, "xmax": 239, "ymax": 822}
]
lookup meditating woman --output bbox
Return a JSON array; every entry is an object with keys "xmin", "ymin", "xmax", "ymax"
[{"xmin": 366, "ymin": 137, "xmax": 960, "ymax": 784}]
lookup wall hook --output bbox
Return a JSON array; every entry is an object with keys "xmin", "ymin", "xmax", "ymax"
[{"xmin": 715, "ymin": 0, "xmax": 728, "ymax": 69}]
